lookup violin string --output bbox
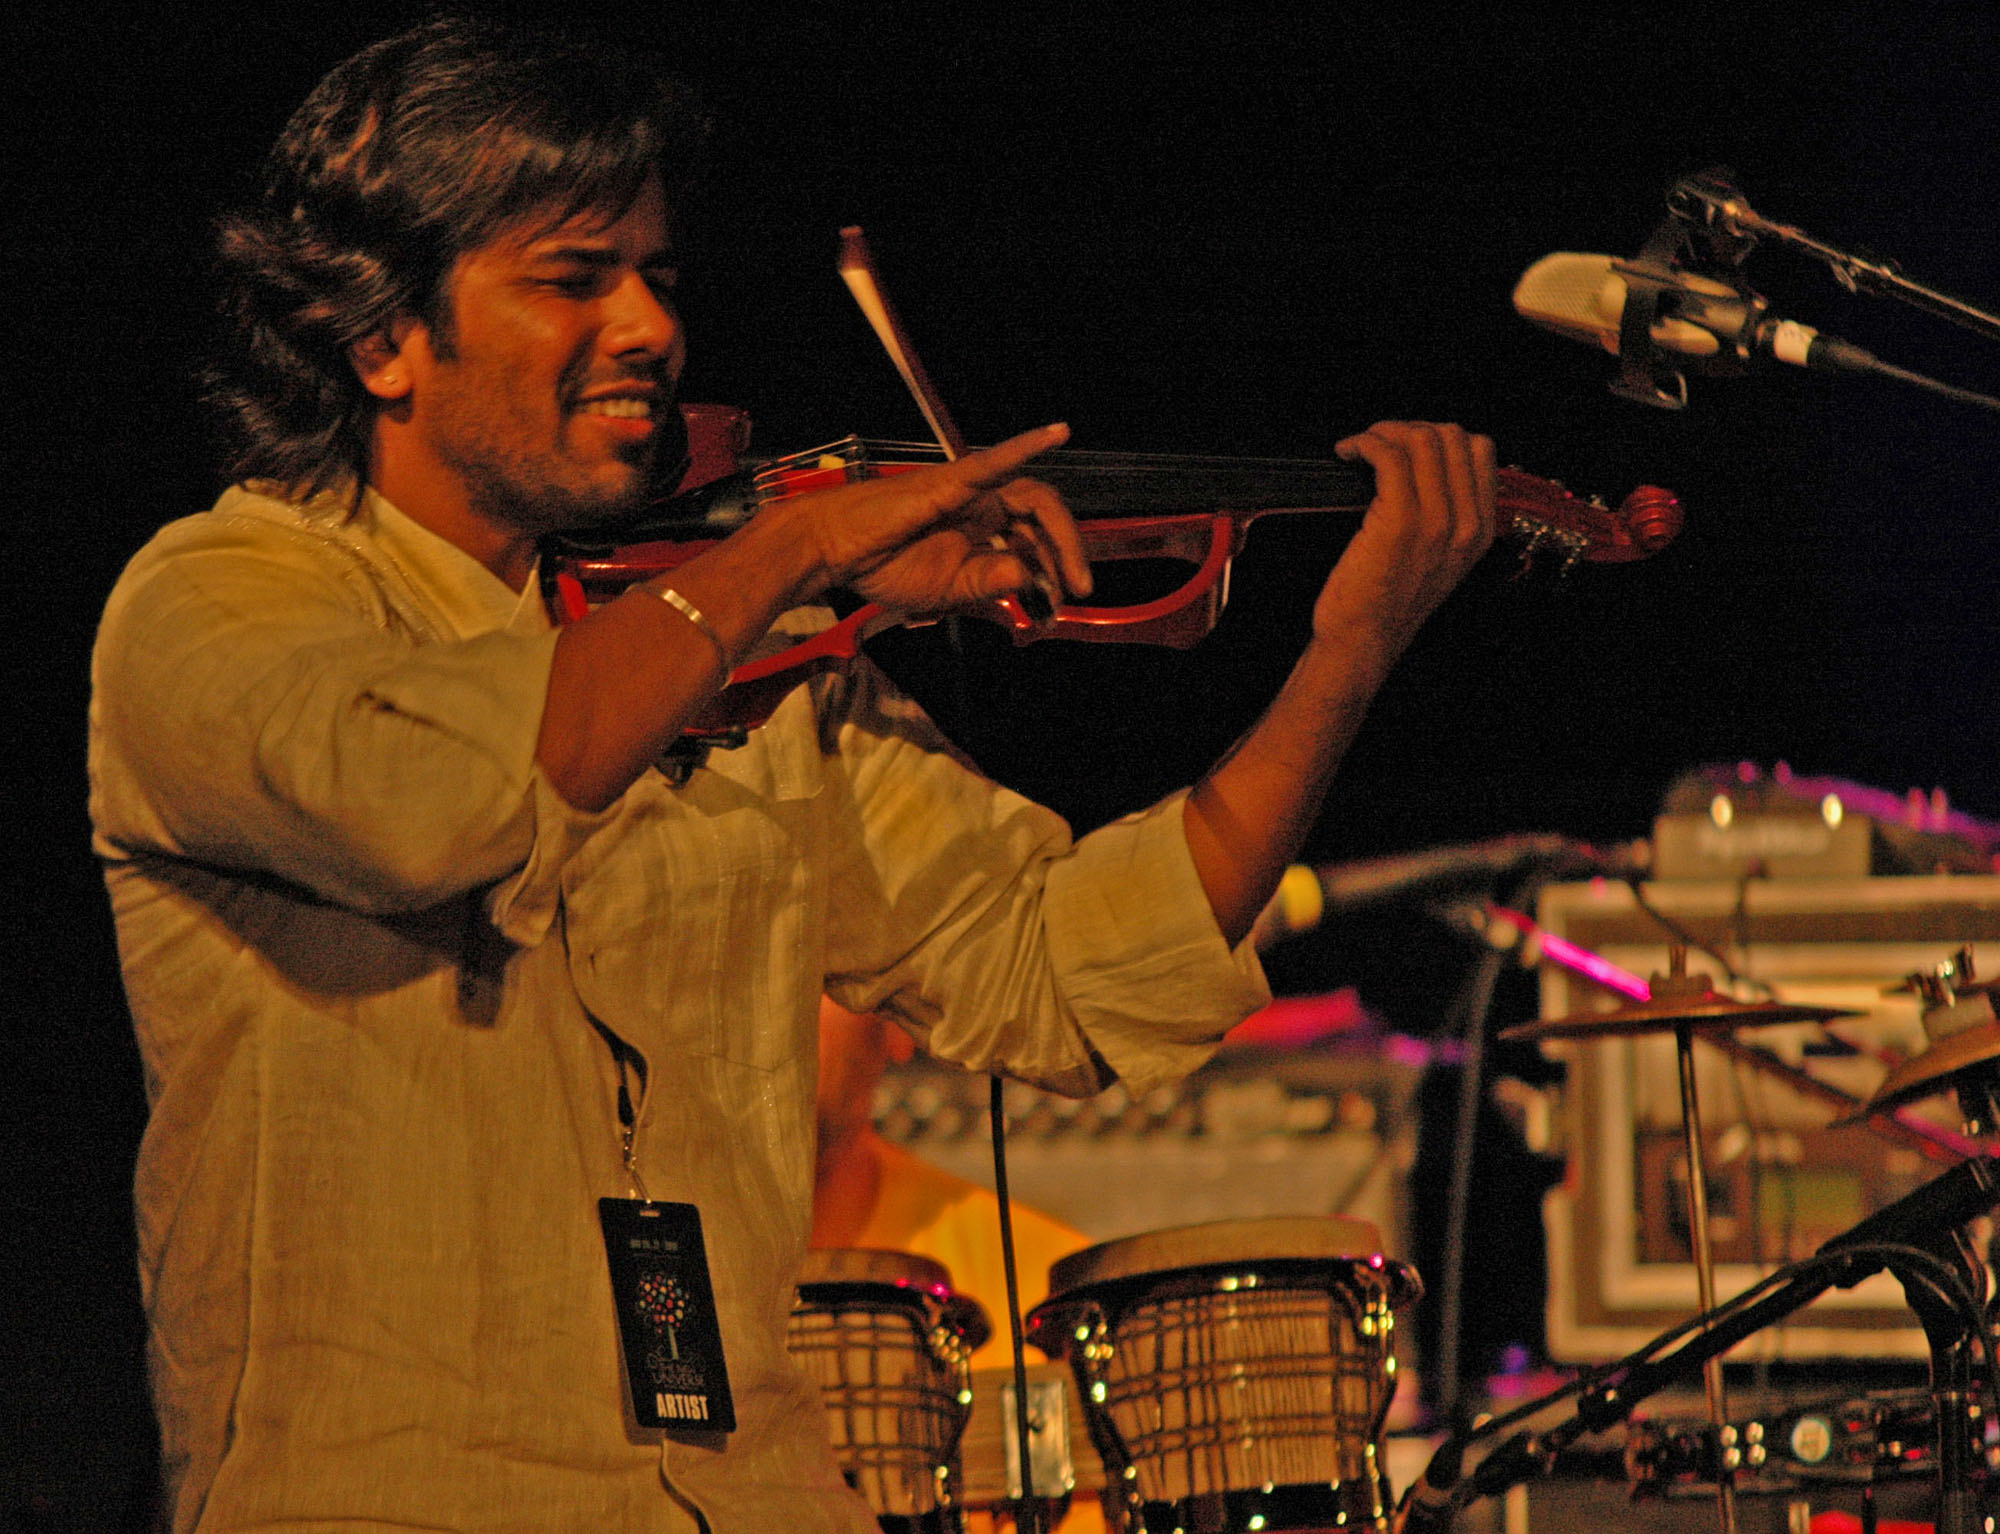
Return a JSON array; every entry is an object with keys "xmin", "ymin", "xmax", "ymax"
[{"xmin": 859, "ymin": 437, "xmax": 1360, "ymax": 472}]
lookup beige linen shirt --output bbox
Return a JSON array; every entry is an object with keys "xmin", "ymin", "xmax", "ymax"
[{"xmin": 88, "ymin": 484, "xmax": 1269, "ymax": 1533}]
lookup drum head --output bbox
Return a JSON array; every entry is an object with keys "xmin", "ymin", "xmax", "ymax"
[
  {"xmin": 795, "ymin": 1247, "xmax": 993, "ymax": 1351},
  {"xmin": 797, "ymin": 1246, "xmax": 955, "ymax": 1294},
  {"xmin": 1046, "ymin": 1214, "xmax": 1392, "ymax": 1299}
]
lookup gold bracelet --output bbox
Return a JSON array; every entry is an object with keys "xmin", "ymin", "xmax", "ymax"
[{"xmin": 654, "ymin": 585, "xmax": 730, "ymax": 671}]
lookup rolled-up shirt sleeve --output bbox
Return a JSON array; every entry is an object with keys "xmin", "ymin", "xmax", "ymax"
[
  {"xmin": 91, "ymin": 507, "xmax": 568, "ymax": 915},
  {"xmin": 1039, "ymin": 791, "xmax": 1270, "ymax": 1093},
  {"xmin": 819, "ymin": 661, "xmax": 1269, "ymax": 1098}
]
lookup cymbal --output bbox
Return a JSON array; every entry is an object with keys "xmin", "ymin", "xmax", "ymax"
[
  {"xmin": 1503, "ymin": 942, "xmax": 1859, "ymax": 1041},
  {"xmin": 1861, "ymin": 1022, "xmax": 2000, "ymax": 1118},
  {"xmin": 1502, "ymin": 994, "xmax": 1858, "ymax": 1043}
]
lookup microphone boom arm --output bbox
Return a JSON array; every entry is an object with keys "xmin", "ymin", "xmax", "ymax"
[{"xmin": 1670, "ymin": 172, "xmax": 2000, "ymax": 348}]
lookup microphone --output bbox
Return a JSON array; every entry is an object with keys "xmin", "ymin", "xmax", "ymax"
[
  {"xmin": 1251, "ymin": 836, "xmax": 1646, "ymax": 950},
  {"xmin": 1513, "ymin": 252, "xmax": 1880, "ymax": 375}
]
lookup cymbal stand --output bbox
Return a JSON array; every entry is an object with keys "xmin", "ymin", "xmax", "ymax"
[{"xmin": 1668, "ymin": 1001, "xmax": 1738, "ymax": 1534}]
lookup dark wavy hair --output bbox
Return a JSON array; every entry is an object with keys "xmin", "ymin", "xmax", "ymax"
[{"xmin": 207, "ymin": 16, "xmax": 705, "ymax": 500}]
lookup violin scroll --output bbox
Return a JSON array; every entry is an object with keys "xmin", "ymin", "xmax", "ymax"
[
  {"xmin": 1620, "ymin": 485, "xmax": 1687, "ymax": 555},
  {"xmin": 1497, "ymin": 469, "xmax": 1682, "ymax": 569}
]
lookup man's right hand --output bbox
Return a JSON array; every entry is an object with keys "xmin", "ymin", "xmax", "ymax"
[
  {"xmin": 773, "ymin": 423, "xmax": 1093, "ymax": 617},
  {"xmin": 539, "ymin": 422, "xmax": 1094, "ymax": 812}
]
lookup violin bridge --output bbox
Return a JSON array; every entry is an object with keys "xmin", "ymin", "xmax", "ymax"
[{"xmin": 751, "ymin": 435, "xmax": 873, "ymax": 496}]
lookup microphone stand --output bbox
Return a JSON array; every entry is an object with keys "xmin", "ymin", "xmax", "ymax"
[
  {"xmin": 1605, "ymin": 170, "xmax": 2000, "ymax": 412},
  {"xmin": 1431, "ymin": 899, "xmax": 1514, "ymax": 1435},
  {"xmin": 1410, "ymin": 1157, "xmax": 1999, "ymax": 1534},
  {"xmin": 1669, "ymin": 171, "xmax": 2000, "ymax": 348}
]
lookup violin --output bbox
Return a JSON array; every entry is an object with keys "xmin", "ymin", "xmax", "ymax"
[{"xmin": 542, "ymin": 401, "xmax": 1683, "ymax": 738}]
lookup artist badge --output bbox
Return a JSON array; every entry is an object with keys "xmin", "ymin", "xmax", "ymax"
[{"xmin": 599, "ymin": 1198, "xmax": 736, "ymax": 1432}]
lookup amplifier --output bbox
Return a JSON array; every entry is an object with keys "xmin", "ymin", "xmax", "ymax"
[
  {"xmin": 1534, "ymin": 876, "xmax": 2000, "ymax": 1362},
  {"xmin": 1652, "ymin": 810, "xmax": 1872, "ymax": 881},
  {"xmin": 878, "ymin": 1046, "xmax": 1422, "ymax": 1257},
  {"xmin": 1653, "ymin": 764, "xmax": 1995, "ymax": 882}
]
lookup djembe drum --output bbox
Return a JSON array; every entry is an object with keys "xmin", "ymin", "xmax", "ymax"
[
  {"xmin": 790, "ymin": 1248, "xmax": 992, "ymax": 1533},
  {"xmin": 1027, "ymin": 1216, "xmax": 1420, "ymax": 1534}
]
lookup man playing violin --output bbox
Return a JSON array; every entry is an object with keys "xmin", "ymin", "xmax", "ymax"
[{"xmin": 89, "ymin": 17, "xmax": 1496, "ymax": 1533}]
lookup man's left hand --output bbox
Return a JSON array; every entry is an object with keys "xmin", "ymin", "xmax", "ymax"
[{"xmin": 1316, "ymin": 420, "xmax": 1498, "ymax": 669}]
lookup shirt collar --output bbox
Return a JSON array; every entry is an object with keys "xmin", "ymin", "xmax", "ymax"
[{"xmin": 358, "ymin": 488, "xmax": 552, "ymax": 639}]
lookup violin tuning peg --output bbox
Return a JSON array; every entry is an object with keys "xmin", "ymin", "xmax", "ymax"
[{"xmin": 1511, "ymin": 520, "xmax": 1558, "ymax": 579}]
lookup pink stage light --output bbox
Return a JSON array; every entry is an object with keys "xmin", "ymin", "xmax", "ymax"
[{"xmin": 1485, "ymin": 905, "xmax": 1651, "ymax": 1001}]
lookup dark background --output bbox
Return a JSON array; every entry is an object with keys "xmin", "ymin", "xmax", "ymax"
[{"xmin": 11, "ymin": 3, "xmax": 2000, "ymax": 1526}]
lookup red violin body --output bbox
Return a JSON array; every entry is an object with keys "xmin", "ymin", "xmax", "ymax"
[{"xmin": 543, "ymin": 404, "xmax": 1683, "ymax": 736}]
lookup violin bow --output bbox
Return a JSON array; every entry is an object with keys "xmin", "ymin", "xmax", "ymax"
[
  {"xmin": 838, "ymin": 226, "xmax": 969, "ymax": 459},
  {"xmin": 838, "ymin": 226, "xmax": 1057, "ymax": 622}
]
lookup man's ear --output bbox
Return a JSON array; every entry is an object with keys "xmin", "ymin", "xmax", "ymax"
[{"xmin": 351, "ymin": 317, "xmax": 427, "ymax": 402}]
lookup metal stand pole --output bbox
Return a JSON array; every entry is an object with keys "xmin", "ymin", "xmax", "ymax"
[
  {"xmin": 1674, "ymin": 1018, "xmax": 1739, "ymax": 1534},
  {"xmin": 1436, "ymin": 944, "xmax": 1508, "ymax": 1432}
]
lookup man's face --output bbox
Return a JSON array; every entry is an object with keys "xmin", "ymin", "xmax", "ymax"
[{"xmin": 388, "ymin": 176, "xmax": 686, "ymax": 536}]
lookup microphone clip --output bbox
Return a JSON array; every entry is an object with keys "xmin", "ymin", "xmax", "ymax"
[
  {"xmin": 1610, "ymin": 212, "xmax": 1705, "ymax": 409},
  {"xmin": 1608, "ymin": 201, "xmax": 1752, "ymax": 412},
  {"xmin": 1609, "ymin": 259, "xmax": 1691, "ymax": 410},
  {"xmin": 1665, "ymin": 168, "xmax": 1764, "ymax": 269},
  {"xmin": 1607, "ymin": 205, "xmax": 1762, "ymax": 410}
]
